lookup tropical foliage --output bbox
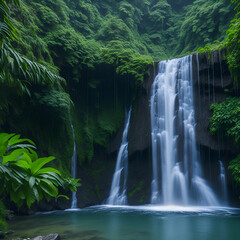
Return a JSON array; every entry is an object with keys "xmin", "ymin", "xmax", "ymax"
[
  {"xmin": 0, "ymin": 0, "xmax": 65, "ymax": 95},
  {"xmin": 0, "ymin": 0, "xmax": 74, "ymax": 167},
  {"xmin": 225, "ymin": 0, "xmax": 240, "ymax": 85},
  {"xmin": 0, "ymin": 133, "xmax": 80, "ymax": 208},
  {"xmin": 5, "ymin": 0, "xmax": 233, "ymax": 164},
  {"xmin": 0, "ymin": 200, "xmax": 8, "ymax": 231},
  {"xmin": 229, "ymin": 154, "xmax": 240, "ymax": 185},
  {"xmin": 210, "ymin": 97, "xmax": 240, "ymax": 144},
  {"xmin": 0, "ymin": 0, "xmax": 238, "ymax": 174}
]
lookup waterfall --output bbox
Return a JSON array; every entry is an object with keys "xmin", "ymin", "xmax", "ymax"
[
  {"xmin": 150, "ymin": 56, "xmax": 219, "ymax": 206},
  {"xmin": 219, "ymin": 160, "xmax": 228, "ymax": 204},
  {"xmin": 107, "ymin": 107, "xmax": 132, "ymax": 205},
  {"xmin": 70, "ymin": 120, "xmax": 77, "ymax": 209},
  {"xmin": 196, "ymin": 53, "xmax": 201, "ymax": 108}
]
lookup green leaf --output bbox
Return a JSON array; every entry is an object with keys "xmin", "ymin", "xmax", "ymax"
[
  {"xmin": 31, "ymin": 156, "xmax": 55, "ymax": 175},
  {"xmin": 29, "ymin": 176, "xmax": 35, "ymax": 188}
]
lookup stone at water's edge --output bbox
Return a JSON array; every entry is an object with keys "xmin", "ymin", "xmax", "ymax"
[
  {"xmin": 0, "ymin": 232, "xmax": 5, "ymax": 239},
  {"xmin": 31, "ymin": 234, "xmax": 60, "ymax": 240}
]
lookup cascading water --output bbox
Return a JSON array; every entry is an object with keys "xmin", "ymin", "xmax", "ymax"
[
  {"xmin": 150, "ymin": 56, "xmax": 219, "ymax": 206},
  {"xmin": 219, "ymin": 160, "xmax": 228, "ymax": 204},
  {"xmin": 107, "ymin": 107, "xmax": 132, "ymax": 205},
  {"xmin": 70, "ymin": 120, "xmax": 77, "ymax": 209}
]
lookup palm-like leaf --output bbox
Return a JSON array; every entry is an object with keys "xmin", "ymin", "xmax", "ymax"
[
  {"xmin": 0, "ymin": 132, "xmax": 79, "ymax": 208},
  {"xmin": 0, "ymin": 0, "xmax": 20, "ymax": 43},
  {"xmin": 0, "ymin": 0, "xmax": 66, "ymax": 95},
  {"xmin": 0, "ymin": 43, "xmax": 66, "ymax": 95}
]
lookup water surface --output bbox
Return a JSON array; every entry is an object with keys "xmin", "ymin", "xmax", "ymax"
[{"xmin": 10, "ymin": 206, "xmax": 240, "ymax": 240}]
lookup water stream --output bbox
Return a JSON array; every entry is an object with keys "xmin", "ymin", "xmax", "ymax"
[
  {"xmin": 107, "ymin": 107, "xmax": 132, "ymax": 205},
  {"xmin": 70, "ymin": 120, "xmax": 77, "ymax": 209},
  {"xmin": 150, "ymin": 56, "xmax": 219, "ymax": 206},
  {"xmin": 219, "ymin": 160, "xmax": 228, "ymax": 204}
]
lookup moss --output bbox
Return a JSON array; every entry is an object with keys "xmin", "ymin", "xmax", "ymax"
[
  {"xmin": 71, "ymin": 99, "xmax": 125, "ymax": 164},
  {"xmin": 129, "ymin": 180, "xmax": 145, "ymax": 198},
  {"xmin": 95, "ymin": 184, "xmax": 101, "ymax": 200},
  {"xmin": 0, "ymin": 200, "xmax": 8, "ymax": 232}
]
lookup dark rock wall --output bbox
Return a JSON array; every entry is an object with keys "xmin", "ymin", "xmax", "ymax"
[
  {"xmin": 74, "ymin": 51, "xmax": 240, "ymax": 208},
  {"xmin": 192, "ymin": 50, "xmax": 239, "ymax": 206},
  {"xmin": 192, "ymin": 50, "xmax": 235, "ymax": 152}
]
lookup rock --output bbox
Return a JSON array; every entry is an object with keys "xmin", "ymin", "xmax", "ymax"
[
  {"xmin": 31, "ymin": 237, "xmax": 42, "ymax": 240},
  {"xmin": 192, "ymin": 50, "xmax": 235, "ymax": 152},
  {"xmin": 5, "ymin": 210, "xmax": 14, "ymax": 220},
  {"xmin": 31, "ymin": 234, "xmax": 60, "ymax": 240},
  {"xmin": 0, "ymin": 232, "xmax": 5, "ymax": 239},
  {"xmin": 5, "ymin": 230, "xmax": 14, "ymax": 235},
  {"xmin": 43, "ymin": 234, "xmax": 60, "ymax": 240}
]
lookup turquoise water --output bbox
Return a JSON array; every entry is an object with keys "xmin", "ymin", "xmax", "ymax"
[{"xmin": 10, "ymin": 206, "xmax": 240, "ymax": 240}]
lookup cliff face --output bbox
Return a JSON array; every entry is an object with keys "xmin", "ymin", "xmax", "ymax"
[
  {"xmin": 107, "ymin": 50, "xmax": 239, "ymax": 206},
  {"xmin": 111, "ymin": 50, "xmax": 236, "ymax": 157},
  {"xmin": 29, "ymin": 50, "xmax": 238, "ymax": 210},
  {"xmin": 192, "ymin": 50, "xmax": 235, "ymax": 152}
]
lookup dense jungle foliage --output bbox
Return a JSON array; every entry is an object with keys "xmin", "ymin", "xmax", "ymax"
[
  {"xmin": 0, "ymin": 0, "xmax": 78, "ymax": 228},
  {"xmin": 0, "ymin": 0, "xmax": 235, "ymax": 168}
]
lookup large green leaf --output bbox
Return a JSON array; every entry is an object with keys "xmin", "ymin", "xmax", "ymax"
[
  {"xmin": 8, "ymin": 134, "xmax": 36, "ymax": 146},
  {"xmin": 2, "ymin": 149, "xmax": 31, "ymax": 164},
  {"xmin": 0, "ymin": 133, "xmax": 14, "ymax": 156},
  {"xmin": 36, "ymin": 167, "xmax": 61, "ymax": 175},
  {"xmin": 40, "ymin": 179, "xmax": 58, "ymax": 197},
  {"xmin": 31, "ymin": 156, "xmax": 55, "ymax": 175},
  {"xmin": 29, "ymin": 176, "xmax": 35, "ymax": 188}
]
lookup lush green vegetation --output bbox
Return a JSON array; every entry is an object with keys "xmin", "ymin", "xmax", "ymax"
[
  {"xmin": 0, "ymin": 133, "xmax": 80, "ymax": 229},
  {"xmin": 225, "ymin": 0, "xmax": 240, "ymax": 85},
  {"xmin": 0, "ymin": 0, "xmax": 77, "ymax": 229},
  {"xmin": 0, "ymin": 133, "xmax": 79, "ymax": 208},
  {"xmin": 210, "ymin": 96, "xmax": 240, "ymax": 187},
  {"xmin": 2, "ymin": 0, "xmax": 233, "ymax": 165},
  {"xmin": 210, "ymin": 97, "xmax": 240, "ymax": 144},
  {"xmin": 229, "ymin": 154, "xmax": 240, "ymax": 185}
]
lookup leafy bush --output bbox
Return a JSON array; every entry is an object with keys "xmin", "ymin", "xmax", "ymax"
[
  {"xmin": 176, "ymin": 0, "xmax": 234, "ymax": 54},
  {"xmin": 210, "ymin": 97, "xmax": 240, "ymax": 143},
  {"xmin": 229, "ymin": 154, "xmax": 240, "ymax": 185},
  {"xmin": 0, "ymin": 133, "xmax": 80, "ymax": 208},
  {"xmin": 0, "ymin": 200, "xmax": 8, "ymax": 232},
  {"xmin": 226, "ymin": 0, "xmax": 240, "ymax": 85}
]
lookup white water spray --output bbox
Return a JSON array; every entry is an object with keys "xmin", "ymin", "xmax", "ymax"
[
  {"xmin": 107, "ymin": 107, "xmax": 132, "ymax": 205},
  {"xmin": 219, "ymin": 160, "xmax": 228, "ymax": 204}
]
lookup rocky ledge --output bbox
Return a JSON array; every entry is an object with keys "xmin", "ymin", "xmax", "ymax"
[{"xmin": 12, "ymin": 234, "xmax": 60, "ymax": 240}]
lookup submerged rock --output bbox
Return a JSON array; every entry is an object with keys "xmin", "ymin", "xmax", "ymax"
[
  {"xmin": 0, "ymin": 232, "xmax": 5, "ymax": 239},
  {"xmin": 31, "ymin": 234, "xmax": 60, "ymax": 240},
  {"xmin": 5, "ymin": 230, "xmax": 14, "ymax": 235}
]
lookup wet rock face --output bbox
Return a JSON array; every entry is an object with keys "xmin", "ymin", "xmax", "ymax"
[
  {"xmin": 192, "ymin": 50, "xmax": 235, "ymax": 152},
  {"xmin": 107, "ymin": 63, "xmax": 158, "ymax": 156},
  {"xmin": 128, "ymin": 63, "xmax": 158, "ymax": 156}
]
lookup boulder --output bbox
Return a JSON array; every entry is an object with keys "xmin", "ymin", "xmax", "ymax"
[
  {"xmin": 0, "ymin": 232, "xmax": 5, "ymax": 239},
  {"xmin": 5, "ymin": 230, "xmax": 14, "ymax": 235},
  {"xmin": 31, "ymin": 234, "xmax": 60, "ymax": 240}
]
